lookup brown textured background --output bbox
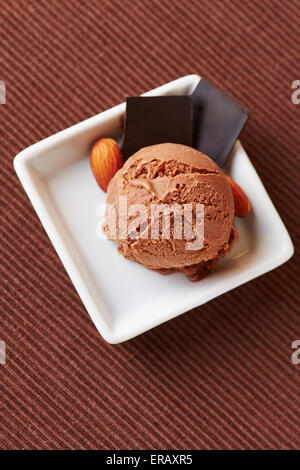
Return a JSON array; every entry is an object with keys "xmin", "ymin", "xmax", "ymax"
[{"xmin": 0, "ymin": 0, "xmax": 299, "ymax": 450}]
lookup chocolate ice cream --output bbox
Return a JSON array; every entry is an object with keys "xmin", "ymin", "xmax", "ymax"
[{"xmin": 103, "ymin": 143, "xmax": 237, "ymax": 281}]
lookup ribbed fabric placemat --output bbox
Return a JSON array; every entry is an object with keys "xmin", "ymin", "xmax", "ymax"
[{"xmin": 0, "ymin": 0, "xmax": 299, "ymax": 449}]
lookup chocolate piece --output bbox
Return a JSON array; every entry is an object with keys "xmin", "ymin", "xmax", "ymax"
[
  {"xmin": 122, "ymin": 96, "xmax": 193, "ymax": 160},
  {"xmin": 192, "ymin": 79, "xmax": 249, "ymax": 167}
]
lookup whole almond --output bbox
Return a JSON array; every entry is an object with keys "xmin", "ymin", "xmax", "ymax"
[
  {"xmin": 90, "ymin": 138, "xmax": 123, "ymax": 192},
  {"xmin": 225, "ymin": 174, "xmax": 251, "ymax": 217}
]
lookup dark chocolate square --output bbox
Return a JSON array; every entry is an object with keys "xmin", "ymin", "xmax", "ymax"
[
  {"xmin": 192, "ymin": 79, "xmax": 250, "ymax": 167},
  {"xmin": 122, "ymin": 96, "xmax": 193, "ymax": 160}
]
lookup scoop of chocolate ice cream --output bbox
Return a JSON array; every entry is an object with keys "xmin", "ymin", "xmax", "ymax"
[{"xmin": 104, "ymin": 143, "xmax": 237, "ymax": 281}]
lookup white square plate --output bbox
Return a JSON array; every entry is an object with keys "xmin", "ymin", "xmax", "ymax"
[{"xmin": 14, "ymin": 75, "xmax": 294, "ymax": 343}]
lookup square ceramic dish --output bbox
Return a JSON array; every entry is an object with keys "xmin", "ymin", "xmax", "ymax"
[{"xmin": 14, "ymin": 74, "xmax": 294, "ymax": 343}]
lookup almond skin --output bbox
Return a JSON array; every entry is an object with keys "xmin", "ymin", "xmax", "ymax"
[
  {"xmin": 90, "ymin": 138, "xmax": 123, "ymax": 192},
  {"xmin": 225, "ymin": 174, "xmax": 251, "ymax": 217}
]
